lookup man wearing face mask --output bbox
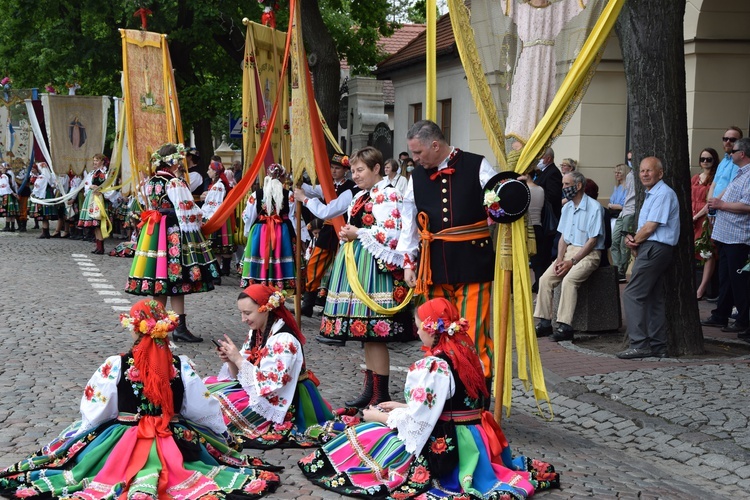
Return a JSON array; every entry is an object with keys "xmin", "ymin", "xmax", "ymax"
[
  {"xmin": 534, "ymin": 171, "xmax": 604, "ymax": 341},
  {"xmin": 531, "ymin": 148, "xmax": 562, "ymax": 292}
]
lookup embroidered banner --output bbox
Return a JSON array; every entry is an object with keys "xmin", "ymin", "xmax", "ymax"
[
  {"xmin": 120, "ymin": 29, "xmax": 183, "ymax": 177},
  {"xmin": 41, "ymin": 94, "xmax": 110, "ymax": 175},
  {"xmin": 0, "ymin": 89, "xmax": 35, "ymax": 172}
]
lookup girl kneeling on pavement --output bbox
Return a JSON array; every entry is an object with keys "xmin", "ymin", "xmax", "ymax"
[{"xmin": 298, "ymin": 297, "xmax": 560, "ymax": 499}]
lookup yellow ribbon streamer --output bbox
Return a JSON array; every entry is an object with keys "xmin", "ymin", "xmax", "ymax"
[
  {"xmin": 343, "ymin": 241, "xmax": 414, "ymax": 315},
  {"xmin": 93, "ymin": 193, "xmax": 112, "ymax": 240}
]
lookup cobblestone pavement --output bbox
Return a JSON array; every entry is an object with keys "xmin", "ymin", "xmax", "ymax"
[{"xmin": 1, "ymin": 229, "xmax": 749, "ymax": 498}]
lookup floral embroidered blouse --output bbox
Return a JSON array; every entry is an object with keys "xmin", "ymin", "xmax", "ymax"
[
  {"xmin": 146, "ymin": 170, "xmax": 204, "ymax": 233},
  {"xmin": 385, "ymin": 355, "xmax": 455, "ymax": 454},
  {"xmin": 31, "ymin": 168, "xmax": 53, "ymax": 199},
  {"xmin": 78, "ymin": 354, "xmax": 227, "ymax": 435},
  {"xmin": 202, "ymin": 180, "xmax": 227, "ymax": 222},
  {"xmin": 352, "ymin": 178, "xmax": 405, "ymax": 267},
  {"xmin": 82, "ymin": 167, "xmax": 107, "ymax": 195},
  {"xmin": 214, "ymin": 318, "xmax": 304, "ymax": 424}
]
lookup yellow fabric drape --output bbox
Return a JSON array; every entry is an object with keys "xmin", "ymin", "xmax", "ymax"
[
  {"xmin": 448, "ymin": 0, "xmax": 626, "ymax": 416},
  {"xmin": 93, "ymin": 194, "xmax": 112, "ymax": 239},
  {"xmin": 425, "ymin": 0, "xmax": 437, "ymax": 122},
  {"xmin": 343, "ymin": 242, "xmax": 414, "ymax": 314}
]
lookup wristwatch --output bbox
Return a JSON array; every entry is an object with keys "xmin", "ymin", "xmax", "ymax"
[{"xmin": 571, "ymin": 258, "xmax": 578, "ymax": 265}]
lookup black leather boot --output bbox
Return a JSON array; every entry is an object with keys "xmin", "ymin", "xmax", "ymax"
[
  {"xmin": 2, "ymin": 222, "xmax": 9, "ymax": 232},
  {"xmin": 301, "ymin": 291, "xmax": 316, "ymax": 317},
  {"xmin": 345, "ymin": 370, "xmax": 373, "ymax": 408},
  {"xmin": 368, "ymin": 373, "xmax": 391, "ymax": 407},
  {"xmin": 221, "ymin": 257, "xmax": 232, "ymax": 276},
  {"xmin": 38, "ymin": 228, "xmax": 50, "ymax": 239},
  {"xmin": 18, "ymin": 220, "xmax": 27, "ymax": 232},
  {"xmin": 173, "ymin": 314, "xmax": 203, "ymax": 342}
]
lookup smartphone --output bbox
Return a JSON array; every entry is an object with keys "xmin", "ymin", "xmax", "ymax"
[{"xmin": 212, "ymin": 338, "xmax": 223, "ymax": 348}]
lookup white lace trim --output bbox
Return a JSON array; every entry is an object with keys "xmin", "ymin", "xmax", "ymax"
[
  {"xmin": 386, "ymin": 407, "xmax": 433, "ymax": 454},
  {"xmin": 357, "ymin": 229, "xmax": 404, "ymax": 267},
  {"xmin": 236, "ymin": 360, "xmax": 288, "ymax": 424}
]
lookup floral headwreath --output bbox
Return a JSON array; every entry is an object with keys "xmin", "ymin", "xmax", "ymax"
[
  {"xmin": 151, "ymin": 144, "xmax": 187, "ymax": 169},
  {"xmin": 120, "ymin": 304, "xmax": 179, "ymax": 340},
  {"xmin": 421, "ymin": 316, "xmax": 470, "ymax": 337},
  {"xmin": 258, "ymin": 290, "xmax": 286, "ymax": 313}
]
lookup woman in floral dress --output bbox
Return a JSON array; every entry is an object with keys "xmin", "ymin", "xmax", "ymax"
[
  {"xmin": 126, "ymin": 142, "xmax": 219, "ymax": 343},
  {"xmin": 205, "ymin": 284, "xmax": 339, "ymax": 448},
  {"xmin": 77, "ymin": 153, "xmax": 109, "ymax": 254},
  {"xmin": 0, "ymin": 299, "xmax": 282, "ymax": 500},
  {"xmin": 299, "ymin": 298, "xmax": 560, "ymax": 499},
  {"xmin": 0, "ymin": 162, "xmax": 19, "ymax": 232},
  {"xmin": 241, "ymin": 163, "xmax": 298, "ymax": 291},
  {"xmin": 319, "ymin": 146, "xmax": 413, "ymax": 408},
  {"xmin": 201, "ymin": 159, "xmax": 236, "ymax": 279}
]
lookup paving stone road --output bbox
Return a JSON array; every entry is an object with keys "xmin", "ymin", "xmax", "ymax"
[{"xmin": 1, "ymin": 229, "xmax": 749, "ymax": 499}]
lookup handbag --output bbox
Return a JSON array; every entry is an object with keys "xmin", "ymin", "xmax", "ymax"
[{"xmin": 541, "ymin": 199, "xmax": 559, "ymax": 236}]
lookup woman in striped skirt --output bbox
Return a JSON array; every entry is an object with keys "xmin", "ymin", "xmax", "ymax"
[
  {"xmin": 319, "ymin": 146, "xmax": 413, "ymax": 409},
  {"xmin": 299, "ymin": 298, "xmax": 560, "ymax": 499}
]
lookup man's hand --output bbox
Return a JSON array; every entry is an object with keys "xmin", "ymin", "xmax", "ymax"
[
  {"xmin": 554, "ymin": 259, "xmax": 572, "ymax": 277},
  {"xmin": 293, "ymin": 188, "xmax": 307, "ymax": 203}
]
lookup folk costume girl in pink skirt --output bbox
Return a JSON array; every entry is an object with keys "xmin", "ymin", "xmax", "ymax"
[
  {"xmin": 299, "ymin": 298, "xmax": 560, "ymax": 499},
  {"xmin": 240, "ymin": 163, "xmax": 298, "ymax": 291},
  {"xmin": 126, "ymin": 143, "xmax": 219, "ymax": 343},
  {"xmin": 0, "ymin": 299, "xmax": 282, "ymax": 499}
]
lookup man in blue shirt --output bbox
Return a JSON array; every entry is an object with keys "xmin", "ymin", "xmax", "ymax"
[
  {"xmin": 702, "ymin": 138, "xmax": 750, "ymax": 336},
  {"xmin": 534, "ymin": 171, "xmax": 604, "ymax": 341},
  {"xmin": 617, "ymin": 157, "xmax": 680, "ymax": 359},
  {"xmin": 708, "ymin": 126, "xmax": 743, "ymax": 201}
]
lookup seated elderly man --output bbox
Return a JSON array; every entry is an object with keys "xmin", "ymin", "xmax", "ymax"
[{"xmin": 534, "ymin": 170, "xmax": 605, "ymax": 341}]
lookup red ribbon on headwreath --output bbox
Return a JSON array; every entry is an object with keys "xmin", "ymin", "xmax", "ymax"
[
  {"xmin": 259, "ymin": 214, "xmax": 282, "ymax": 270},
  {"xmin": 138, "ymin": 210, "xmax": 162, "ymax": 236}
]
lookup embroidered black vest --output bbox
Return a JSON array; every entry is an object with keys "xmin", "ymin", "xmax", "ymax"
[
  {"xmin": 117, "ymin": 353, "xmax": 184, "ymax": 416},
  {"xmin": 412, "ymin": 151, "xmax": 494, "ymax": 284}
]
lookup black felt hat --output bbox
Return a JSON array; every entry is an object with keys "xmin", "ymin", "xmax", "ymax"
[{"xmin": 483, "ymin": 171, "xmax": 531, "ymax": 223}]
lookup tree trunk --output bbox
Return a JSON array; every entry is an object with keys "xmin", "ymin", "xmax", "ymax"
[
  {"xmin": 300, "ymin": 0, "xmax": 341, "ymax": 155},
  {"xmin": 615, "ymin": 0, "xmax": 703, "ymax": 355}
]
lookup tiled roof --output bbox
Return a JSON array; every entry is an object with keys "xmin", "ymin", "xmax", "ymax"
[
  {"xmin": 378, "ymin": 24, "xmax": 426, "ymax": 57},
  {"xmin": 376, "ymin": 13, "xmax": 456, "ymax": 74},
  {"xmin": 340, "ymin": 24, "xmax": 425, "ymax": 72}
]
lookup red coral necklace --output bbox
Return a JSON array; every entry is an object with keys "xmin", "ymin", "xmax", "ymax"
[{"xmin": 349, "ymin": 193, "xmax": 371, "ymax": 219}]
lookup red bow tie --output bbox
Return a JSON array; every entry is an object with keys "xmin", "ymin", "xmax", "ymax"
[{"xmin": 429, "ymin": 167, "xmax": 455, "ymax": 181}]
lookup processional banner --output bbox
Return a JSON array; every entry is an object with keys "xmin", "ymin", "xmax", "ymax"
[
  {"xmin": 0, "ymin": 89, "xmax": 35, "ymax": 172},
  {"xmin": 446, "ymin": 0, "xmax": 625, "ymax": 416},
  {"xmin": 41, "ymin": 94, "xmax": 110, "ymax": 175},
  {"xmin": 119, "ymin": 29, "xmax": 183, "ymax": 178},
  {"xmin": 244, "ymin": 21, "xmax": 290, "ymax": 175}
]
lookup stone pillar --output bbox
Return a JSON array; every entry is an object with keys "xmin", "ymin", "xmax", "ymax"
[
  {"xmin": 347, "ymin": 77, "xmax": 387, "ymax": 153},
  {"xmin": 213, "ymin": 135, "xmax": 241, "ymax": 167}
]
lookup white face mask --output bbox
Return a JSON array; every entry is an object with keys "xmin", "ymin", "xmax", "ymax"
[
  {"xmin": 406, "ymin": 165, "xmax": 414, "ymax": 173},
  {"xmin": 537, "ymin": 159, "xmax": 546, "ymax": 169}
]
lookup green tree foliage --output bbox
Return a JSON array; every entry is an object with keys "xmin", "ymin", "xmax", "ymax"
[{"xmin": 0, "ymin": 0, "xmax": 395, "ymax": 152}]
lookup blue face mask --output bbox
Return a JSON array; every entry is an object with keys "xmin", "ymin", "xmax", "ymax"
[{"xmin": 406, "ymin": 165, "xmax": 414, "ymax": 173}]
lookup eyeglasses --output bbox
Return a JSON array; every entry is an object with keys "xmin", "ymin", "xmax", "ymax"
[
  {"xmin": 560, "ymin": 163, "xmax": 571, "ymax": 168},
  {"xmin": 723, "ymin": 137, "xmax": 739, "ymax": 143},
  {"xmin": 699, "ymin": 157, "xmax": 713, "ymax": 163},
  {"xmin": 731, "ymin": 150, "xmax": 744, "ymax": 155}
]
